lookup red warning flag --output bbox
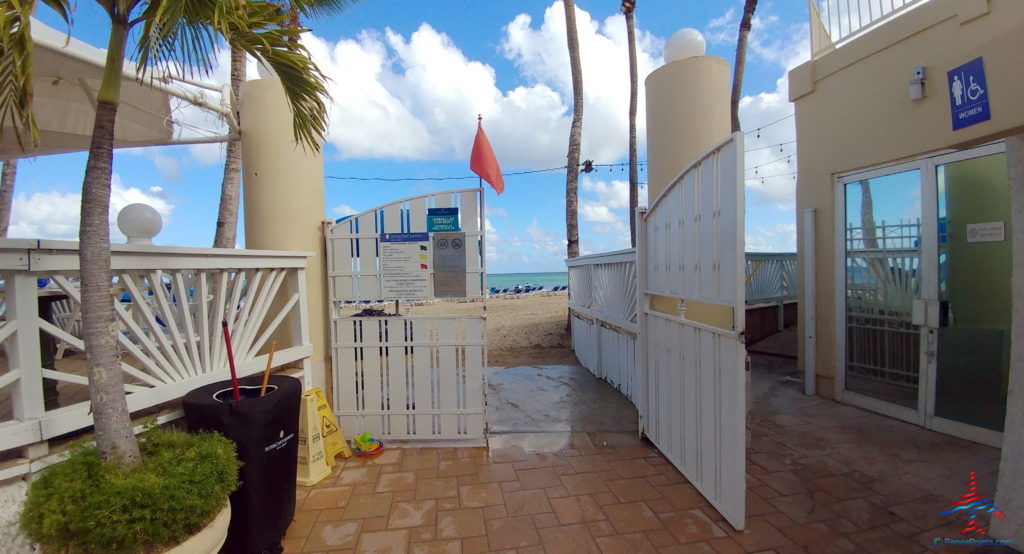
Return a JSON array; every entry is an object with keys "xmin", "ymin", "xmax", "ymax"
[{"xmin": 470, "ymin": 117, "xmax": 504, "ymax": 195}]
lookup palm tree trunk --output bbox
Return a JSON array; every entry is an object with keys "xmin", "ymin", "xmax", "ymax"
[
  {"xmin": 623, "ymin": 1, "xmax": 638, "ymax": 247},
  {"xmin": 564, "ymin": 0, "xmax": 583, "ymax": 260},
  {"xmin": 80, "ymin": 19, "xmax": 140, "ymax": 465},
  {"xmin": 213, "ymin": 46, "xmax": 245, "ymax": 248},
  {"xmin": 730, "ymin": 0, "xmax": 758, "ymax": 133},
  {"xmin": 0, "ymin": 160, "xmax": 16, "ymax": 237}
]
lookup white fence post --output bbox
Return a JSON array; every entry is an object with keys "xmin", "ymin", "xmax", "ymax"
[{"xmin": 7, "ymin": 273, "xmax": 46, "ymax": 421}]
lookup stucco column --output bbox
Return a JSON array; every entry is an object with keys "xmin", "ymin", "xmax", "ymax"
[
  {"xmin": 240, "ymin": 76, "xmax": 328, "ymax": 392},
  {"xmin": 644, "ymin": 29, "xmax": 730, "ymax": 203},
  {"xmin": 992, "ymin": 133, "xmax": 1024, "ymax": 545}
]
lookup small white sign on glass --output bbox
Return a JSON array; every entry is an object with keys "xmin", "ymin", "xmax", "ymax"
[{"xmin": 966, "ymin": 221, "xmax": 1004, "ymax": 243}]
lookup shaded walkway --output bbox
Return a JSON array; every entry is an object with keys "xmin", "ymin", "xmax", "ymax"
[{"xmin": 284, "ymin": 359, "xmax": 1003, "ymax": 553}]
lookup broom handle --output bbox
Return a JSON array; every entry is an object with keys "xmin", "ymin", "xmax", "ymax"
[
  {"xmin": 260, "ymin": 341, "xmax": 277, "ymax": 397},
  {"xmin": 221, "ymin": 321, "xmax": 240, "ymax": 402}
]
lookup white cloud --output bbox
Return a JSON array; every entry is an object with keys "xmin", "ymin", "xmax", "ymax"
[
  {"xmin": 746, "ymin": 223, "xmax": 797, "ymax": 252},
  {"xmin": 581, "ymin": 177, "xmax": 629, "ymax": 209},
  {"xmin": 9, "ymin": 174, "xmax": 174, "ymax": 242},
  {"xmin": 704, "ymin": 6, "xmax": 737, "ymax": 45},
  {"xmin": 332, "ymin": 204, "xmax": 358, "ymax": 217},
  {"xmin": 488, "ymin": 207, "xmax": 509, "ymax": 217}
]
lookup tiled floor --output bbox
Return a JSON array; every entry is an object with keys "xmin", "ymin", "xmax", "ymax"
[{"xmin": 285, "ymin": 356, "xmax": 1004, "ymax": 553}]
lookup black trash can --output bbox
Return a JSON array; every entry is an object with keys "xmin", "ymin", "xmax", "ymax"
[{"xmin": 183, "ymin": 374, "xmax": 301, "ymax": 554}]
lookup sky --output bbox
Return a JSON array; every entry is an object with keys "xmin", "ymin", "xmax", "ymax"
[{"xmin": 20, "ymin": 0, "xmax": 809, "ymax": 274}]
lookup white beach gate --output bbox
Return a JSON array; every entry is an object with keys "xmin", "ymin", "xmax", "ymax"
[
  {"xmin": 325, "ymin": 189, "xmax": 487, "ymax": 442},
  {"xmin": 636, "ymin": 133, "xmax": 746, "ymax": 530}
]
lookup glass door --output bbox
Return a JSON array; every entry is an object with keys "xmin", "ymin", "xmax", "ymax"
[
  {"xmin": 842, "ymin": 167, "xmax": 923, "ymax": 418},
  {"xmin": 925, "ymin": 148, "xmax": 1009, "ymax": 443},
  {"xmin": 837, "ymin": 142, "xmax": 1008, "ymax": 446}
]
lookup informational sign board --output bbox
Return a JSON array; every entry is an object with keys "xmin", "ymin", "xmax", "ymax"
[
  {"xmin": 432, "ymin": 232, "xmax": 468, "ymax": 298},
  {"xmin": 380, "ymin": 232, "xmax": 431, "ymax": 299},
  {"xmin": 427, "ymin": 207, "xmax": 461, "ymax": 232},
  {"xmin": 948, "ymin": 57, "xmax": 991, "ymax": 131},
  {"xmin": 966, "ymin": 221, "xmax": 1005, "ymax": 243}
]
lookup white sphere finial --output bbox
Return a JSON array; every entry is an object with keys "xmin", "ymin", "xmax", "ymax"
[
  {"xmin": 664, "ymin": 28, "xmax": 706, "ymax": 63},
  {"xmin": 117, "ymin": 203, "xmax": 163, "ymax": 245}
]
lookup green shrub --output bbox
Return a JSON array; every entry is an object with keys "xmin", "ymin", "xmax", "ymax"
[{"xmin": 20, "ymin": 426, "xmax": 241, "ymax": 553}]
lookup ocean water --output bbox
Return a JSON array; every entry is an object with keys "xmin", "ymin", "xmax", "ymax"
[{"xmin": 486, "ymin": 272, "xmax": 568, "ymax": 292}]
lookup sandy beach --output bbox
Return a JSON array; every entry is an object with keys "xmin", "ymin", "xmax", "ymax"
[{"xmin": 408, "ymin": 292, "xmax": 577, "ymax": 367}]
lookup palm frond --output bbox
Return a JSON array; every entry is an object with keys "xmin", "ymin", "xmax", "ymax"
[
  {"xmin": 132, "ymin": 0, "xmax": 329, "ymax": 152},
  {"xmin": 286, "ymin": 0, "xmax": 360, "ymax": 20},
  {"xmin": 0, "ymin": 0, "xmax": 71, "ymax": 152}
]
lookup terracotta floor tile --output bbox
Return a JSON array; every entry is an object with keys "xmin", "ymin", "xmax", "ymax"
[
  {"xmin": 377, "ymin": 471, "xmax": 418, "ymax": 493},
  {"xmin": 707, "ymin": 536, "xmax": 744, "ymax": 554},
  {"xmin": 532, "ymin": 512, "xmax": 560, "ymax": 529},
  {"xmin": 747, "ymin": 490, "xmax": 778, "ymax": 517},
  {"xmin": 485, "ymin": 515, "xmax": 541, "ymax": 550},
  {"xmin": 353, "ymin": 484, "xmax": 376, "ymax": 495},
  {"xmin": 803, "ymin": 535, "xmax": 861, "ymax": 553},
  {"xmin": 848, "ymin": 526, "xmax": 923, "ymax": 553},
  {"xmin": 644, "ymin": 528, "xmax": 677, "ymax": 548},
  {"xmin": 367, "ymin": 450, "xmax": 402, "ymax": 466},
  {"xmin": 489, "ymin": 445, "xmax": 530, "ymax": 463},
  {"xmin": 303, "ymin": 520, "xmax": 362, "ymax": 551},
  {"xmin": 569, "ymin": 454, "xmax": 613, "ymax": 473},
  {"xmin": 724, "ymin": 515, "xmax": 793, "ymax": 552},
  {"xmin": 437, "ymin": 458, "xmax": 477, "ymax": 478},
  {"xmin": 436, "ymin": 508, "xmax": 486, "ymax": 539},
  {"xmin": 363, "ymin": 516, "xmax": 389, "ymax": 531},
  {"xmin": 395, "ymin": 489, "xmax": 416, "ymax": 502},
  {"xmin": 499, "ymin": 480, "xmax": 522, "ymax": 493},
  {"xmin": 461, "ymin": 535, "xmax": 488, "ymax": 554},
  {"xmin": 606, "ymin": 477, "xmax": 662, "ymax": 502},
  {"xmin": 828, "ymin": 498, "xmax": 900, "ymax": 530},
  {"xmin": 812, "ymin": 475, "xmax": 874, "ymax": 501},
  {"xmin": 594, "ymin": 492, "xmax": 620, "ymax": 506},
  {"xmin": 585, "ymin": 519, "xmax": 617, "ymax": 538},
  {"xmin": 515, "ymin": 452, "xmax": 568, "ymax": 470},
  {"xmin": 458, "ymin": 483, "xmax": 503, "ymax": 508},
  {"xmin": 886, "ymin": 495, "xmax": 950, "ymax": 530},
  {"xmin": 304, "ymin": 487, "xmax": 354, "ymax": 510},
  {"xmin": 504, "ymin": 489, "xmax": 552, "ymax": 516},
  {"xmin": 416, "ymin": 477, "xmax": 460, "ymax": 500},
  {"xmin": 659, "ymin": 509, "xmax": 727, "ymax": 543},
  {"xmin": 538, "ymin": 522, "xmax": 600, "ymax": 553},
  {"xmin": 768, "ymin": 493, "xmax": 837, "ymax": 524},
  {"xmin": 594, "ymin": 532, "xmax": 659, "ymax": 554},
  {"xmin": 338, "ymin": 465, "xmax": 382, "ymax": 486},
  {"xmin": 287, "ymin": 510, "xmax": 320, "ymax": 539},
  {"xmin": 609, "ymin": 458, "xmax": 658, "ymax": 479},
  {"xmin": 780, "ymin": 521, "xmax": 841, "ymax": 546},
  {"xmin": 517, "ymin": 467, "xmax": 563, "ymax": 490},
  {"xmin": 551, "ymin": 495, "xmax": 607, "ymax": 525},
  {"xmin": 545, "ymin": 485, "xmax": 570, "ymax": 499},
  {"xmin": 343, "ymin": 493, "xmax": 395, "ymax": 519},
  {"xmin": 388, "ymin": 500, "xmax": 437, "ymax": 529},
  {"xmin": 657, "ymin": 542, "xmax": 718, "ymax": 553},
  {"xmin": 437, "ymin": 497, "xmax": 460, "ymax": 510},
  {"xmin": 644, "ymin": 498, "xmax": 675, "ymax": 515},
  {"xmin": 281, "ymin": 536, "xmax": 305, "ymax": 553},
  {"xmin": 476, "ymin": 463, "xmax": 517, "ymax": 483},
  {"xmin": 561, "ymin": 472, "xmax": 611, "ymax": 495},
  {"xmin": 355, "ymin": 529, "xmax": 409, "ymax": 554},
  {"xmin": 401, "ymin": 453, "xmax": 439, "ymax": 472},
  {"xmin": 319, "ymin": 508, "xmax": 345, "ymax": 522},
  {"xmin": 760, "ymin": 471, "xmax": 810, "ymax": 496},
  {"xmin": 763, "ymin": 509, "xmax": 799, "ymax": 530},
  {"xmin": 409, "ymin": 526, "xmax": 435, "ymax": 542},
  {"xmin": 483, "ymin": 504, "xmax": 507, "ymax": 520},
  {"xmin": 659, "ymin": 483, "xmax": 710, "ymax": 510},
  {"xmin": 410, "ymin": 539, "xmax": 461, "ymax": 554},
  {"xmin": 603, "ymin": 502, "xmax": 664, "ymax": 534}
]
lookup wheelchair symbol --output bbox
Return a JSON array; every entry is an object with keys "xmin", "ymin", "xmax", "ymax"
[{"xmin": 967, "ymin": 76, "xmax": 984, "ymax": 101}]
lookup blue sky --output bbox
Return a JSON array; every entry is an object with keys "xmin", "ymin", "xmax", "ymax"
[{"xmin": 21, "ymin": 1, "xmax": 808, "ymax": 273}]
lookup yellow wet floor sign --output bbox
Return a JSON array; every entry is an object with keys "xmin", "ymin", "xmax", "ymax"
[
  {"xmin": 297, "ymin": 391, "xmax": 331, "ymax": 486},
  {"xmin": 307, "ymin": 387, "xmax": 352, "ymax": 465}
]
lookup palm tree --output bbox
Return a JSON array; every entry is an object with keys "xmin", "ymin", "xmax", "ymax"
[
  {"xmin": 213, "ymin": 0, "xmax": 356, "ymax": 248},
  {"xmin": 563, "ymin": 0, "xmax": 583, "ymax": 259},
  {"xmin": 0, "ymin": 159, "xmax": 15, "ymax": 237},
  {"xmin": 621, "ymin": 0, "xmax": 638, "ymax": 247},
  {"xmin": 0, "ymin": 0, "xmax": 330, "ymax": 464},
  {"xmin": 730, "ymin": 0, "xmax": 758, "ymax": 133}
]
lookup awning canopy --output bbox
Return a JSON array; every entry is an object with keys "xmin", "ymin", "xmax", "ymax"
[{"xmin": 1, "ymin": 20, "xmax": 230, "ymax": 160}]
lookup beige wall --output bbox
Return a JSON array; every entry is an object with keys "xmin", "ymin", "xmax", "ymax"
[{"xmin": 789, "ymin": 0, "xmax": 1024, "ymax": 398}]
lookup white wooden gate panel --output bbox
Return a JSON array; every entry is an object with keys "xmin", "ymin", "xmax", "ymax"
[
  {"xmin": 326, "ymin": 189, "xmax": 487, "ymax": 443},
  {"xmin": 638, "ymin": 133, "xmax": 745, "ymax": 530}
]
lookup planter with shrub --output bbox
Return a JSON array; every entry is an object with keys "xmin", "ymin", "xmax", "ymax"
[{"xmin": 19, "ymin": 425, "xmax": 240, "ymax": 553}]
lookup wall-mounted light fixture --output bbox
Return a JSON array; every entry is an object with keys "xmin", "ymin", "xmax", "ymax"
[{"xmin": 909, "ymin": 66, "xmax": 926, "ymax": 101}]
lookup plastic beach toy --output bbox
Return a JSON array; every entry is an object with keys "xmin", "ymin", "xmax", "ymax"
[{"xmin": 353, "ymin": 432, "xmax": 384, "ymax": 457}]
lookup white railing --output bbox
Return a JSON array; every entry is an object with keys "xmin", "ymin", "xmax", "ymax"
[
  {"xmin": 745, "ymin": 253, "xmax": 797, "ymax": 305},
  {"xmin": 0, "ymin": 239, "xmax": 313, "ymax": 454},
  {"xmin": 810, "ymin": 0, "xmax": 931, "ymax": 57},
  {"xmin": 567, "ymin": 249, "xmax": 638, "ymax": 399}
]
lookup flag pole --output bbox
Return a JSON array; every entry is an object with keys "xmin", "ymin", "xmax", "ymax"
[{"xmin": 477, "ymin": 115, "xmax": 489, "ymax": 375}]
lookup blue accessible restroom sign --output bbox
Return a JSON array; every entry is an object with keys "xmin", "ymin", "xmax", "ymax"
[
  {"xmin": 947, "ymin": 57, "xmax": 991, "ymax": 131},
  {"xmin": 427, "ymin": 207, "xmax": 460, "ymax": 232}
]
